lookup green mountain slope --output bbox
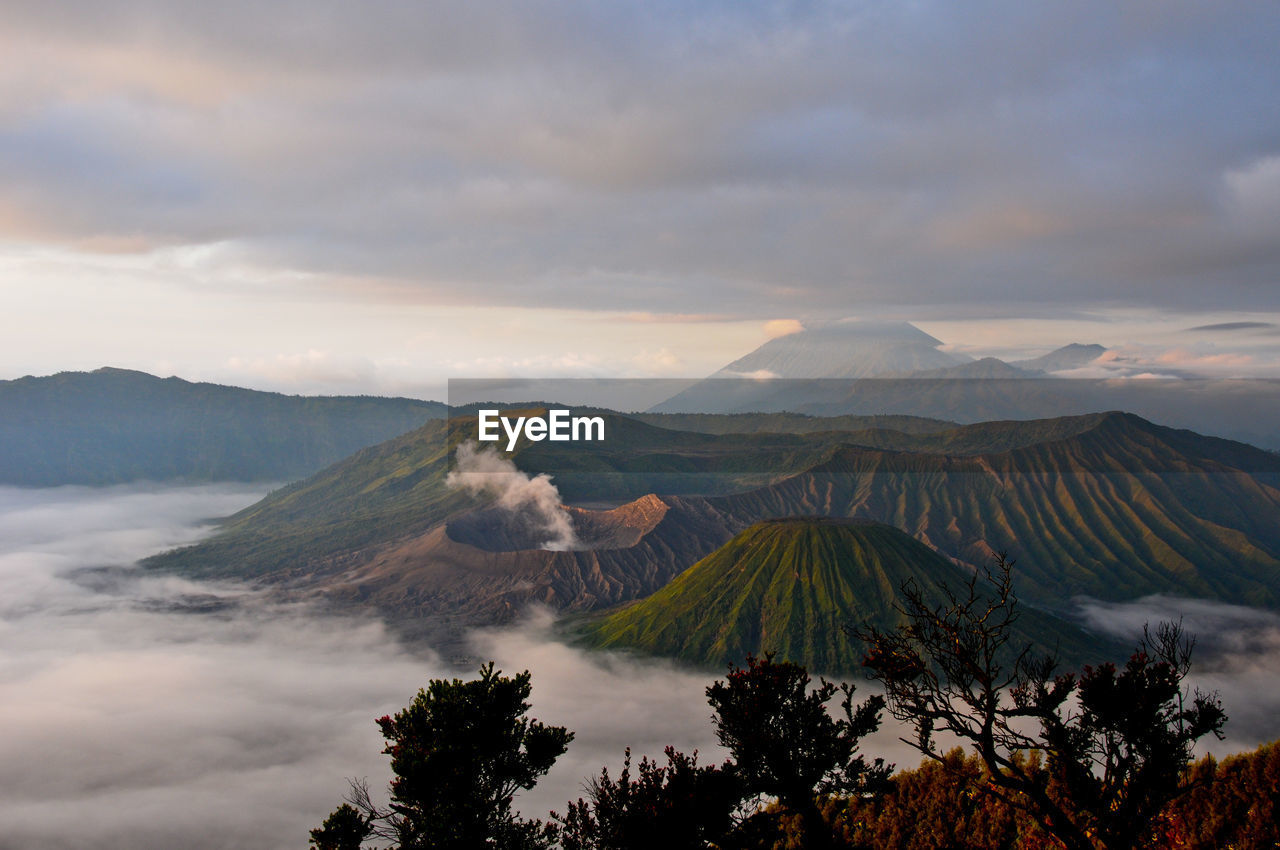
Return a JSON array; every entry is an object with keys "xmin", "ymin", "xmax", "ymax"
[
  {"xmin": 711, "ymin": 412, "xmax": 1280, "ymax": 608},
  {"xmin": 144, "ymin": 409, "xmax": 1105, "ymax": 579},
  {"xmin": 0, "ymin": 367, "xmax": 446, "ymax": 485},
  {"xmin": 581, "ymin": 518, "xmax": 1108, "ymax": 674},
  {"xmin": 144, "ymin": 411, "xmax": 865, "ymax": 577},
  {"xmin": 146, "ymin": 418, "xmax": 470, "ymax": 578},
  {"xmin": 147, "ymin": 409, "xmax": 1280, "ymax": 628}
]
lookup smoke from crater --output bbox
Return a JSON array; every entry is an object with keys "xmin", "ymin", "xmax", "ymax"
[{"xmin": 445, "ymin": 442, "xmax": 581, "ymax": 551}]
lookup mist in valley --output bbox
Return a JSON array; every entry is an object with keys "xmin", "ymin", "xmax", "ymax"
[
  {"xmin": 0, "ymin": 484, "xmax": 726, "ymax": 849},
  {"xmin": 0, "ymin": 484, "xmax": 1275, "ymax": 849},
  {"xmin": 1076, "ymin": 595, "xmax": 1280, "ymax": 752}
]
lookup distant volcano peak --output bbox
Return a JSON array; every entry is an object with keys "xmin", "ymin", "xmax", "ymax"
[
  {"xmin": 790, "ymin": 318, "xmax": 943, "ymax": 342},
  {"xmin": 712, "ymin": 319, "xmax": 965, "ymax": 380}
]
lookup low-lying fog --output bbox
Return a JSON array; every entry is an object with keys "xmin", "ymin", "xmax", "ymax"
[
  {"xmin": 0, "ymin": 484, "xmax": 726, "ymax": 850},
  {"xmin": 0, "ymin": 485, "xmax": 1276, "ymax": 849}
]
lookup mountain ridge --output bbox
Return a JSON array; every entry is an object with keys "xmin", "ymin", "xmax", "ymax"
[
  {"xmin": 646, "ymin": 326, "xmax": 1279, "ymax": 450},
  {"xmin": 144, "ymin": 409, "xmax": 1280, "ymax": 653},
  {"xmin": 707, "ymin": 411, "xmax": 1280, "ymax": 608},
  {"xmin": 0, "ymin": 367, "xmax": 446, "ymax": 485}
]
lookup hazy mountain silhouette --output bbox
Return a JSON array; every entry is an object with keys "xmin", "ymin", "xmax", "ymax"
[{"xmin": 0, "ymin": 368, "xmax": 445, "ymax": 485}]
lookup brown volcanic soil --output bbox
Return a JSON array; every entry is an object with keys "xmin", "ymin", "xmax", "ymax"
[
  {"xmin": 306, "ymin": 493, "xmax": 743, "ymax": 651},
  {"xmin": 444, "ymin": 495, "xmax": 669, "ymax": 551}
]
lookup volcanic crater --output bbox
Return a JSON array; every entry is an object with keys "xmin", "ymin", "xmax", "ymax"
[{"xmin": 444, "ymin": 495, "xmax": 670, "ymax": 552}]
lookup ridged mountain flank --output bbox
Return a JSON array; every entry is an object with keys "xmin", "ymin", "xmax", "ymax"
[
  {"xmin": 706, "ymin": 412, "xmax": 1280, "ymax": 608},
  {"xmin": 580, "ymin": 518, "xmax": 1106, "ymax": 675},
  {"xmin": 147, "ymin": 410, "xmax": 1280, "ymax": 655}
]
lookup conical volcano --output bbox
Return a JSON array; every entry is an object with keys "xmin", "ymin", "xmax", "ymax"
[{"xmin": 582, "ymin": 517, "xmax": 1106, "ymax": 674}]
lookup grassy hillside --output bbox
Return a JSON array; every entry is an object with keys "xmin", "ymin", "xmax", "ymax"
[
  {"xmin": 0, "ymin": 367, "xmax": 446, "ymax": 485},
  {"xmin": 580, "ymin": 518, "xmax": 1109, "ymax": 674},
  {"xmin": 148, "ymin": 410, "xmax": 1280, "ymax": 622},
  {"xmin": 143, "ymin": 409, "xmax": 1116, "ymax": 578},
  {"xmin": 144, "ymin": 418, "xmax": 473, "ymax": 578},
  {"xmin": 144, "ymin": 412, "xmax": 884, "ymax": 577},
  {"xmin": 712, "ymin": 412, "xmax": 1280, "ymax": 607}
]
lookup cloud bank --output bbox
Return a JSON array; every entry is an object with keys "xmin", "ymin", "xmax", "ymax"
[
  {"xmin": 1, "ymin": 1, "xmax": 1278, "ymax": 318},
  {"xmin": 0, "ymin": 484, "xmax": 727, "ymax": 848},
  {"xmin": 1076, "ymin": 595, "xmax": 1280, "ymax": 751},
  {"xmin": 2, "ymin": 485, "xmax": 1275, "ymax": 849}
]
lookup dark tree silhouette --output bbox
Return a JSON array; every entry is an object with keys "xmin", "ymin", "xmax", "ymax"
[
  {"xmin": 555, "ymin": 747, "xmax": 742, "ymax": 850},
  {"xmin": 312, "ymin": 662, "xmax": 572, "ymax": 850},
  {"xmin": 857, "ymin": 554, "xmax": 1226, "ymax": 850},
  {"xmin": 309, "ymin": 803, "xmax": 370, "ymax": 850},
  {"xmin": 706, "ymin": 654, "xmax": 891, "ymax": 849}
]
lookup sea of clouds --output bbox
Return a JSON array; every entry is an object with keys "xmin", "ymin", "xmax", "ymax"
[
  {"xmin": 0, "ymin": 484, "xmax": 726, "ymax": 849},
  {"xmin": 0, "ymin": 484, "xmax": 1274, "ymax": 849}
]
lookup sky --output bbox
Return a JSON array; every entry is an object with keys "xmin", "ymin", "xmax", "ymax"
[{"xmin": 2, "ymin": 1, "xmax": 1279, "ymax": 396}]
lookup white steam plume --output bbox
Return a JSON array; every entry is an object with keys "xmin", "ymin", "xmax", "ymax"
[{"xmin": 445, "ymin": 442, "xmax": 580, "ymax": 551}]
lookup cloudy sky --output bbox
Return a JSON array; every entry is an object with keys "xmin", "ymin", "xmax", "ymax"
[{"xmin": 2, "ymin": 1, "xmax": 1279, "ymax": 395}]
